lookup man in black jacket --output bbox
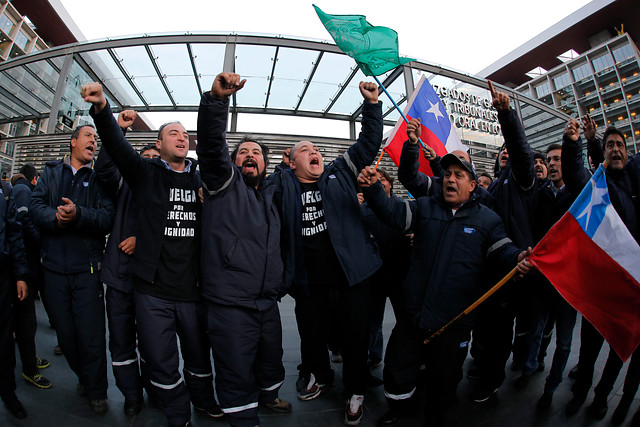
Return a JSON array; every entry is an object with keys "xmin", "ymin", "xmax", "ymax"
[
  {"xmin": 0, "ymin": 179, "xmax": 29, "ymax": 419},
  {"xmin": 30, "ymin": 126, "xmax": 115, "ymax": 414},
  {"xmin": 358, "ymin": 155, "xmax": 531, "ymax": 425},
  {"xmin": 94, "ymin": 110, "xmax": 159, "ymax": 417},
  {"xmin": 197, "ymin": 72, "xmax": 290, "ymax": 427},
  {"xmin": 268, "ymin": 81, "xmax": 383, "ymax": 426},
  {"xmin": 82, "ymin": 83, "xmax": 220, "ymax": 427}
]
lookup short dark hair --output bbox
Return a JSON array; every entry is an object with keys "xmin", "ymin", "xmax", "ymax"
[
  {"xmin": 533, "ymin": 152, "xmax": 546, "ymax": 163},
  {"xmin": 19, "ymin": 163, "xmax": 38, "ymax": 181},
  {"xmin": 231, "ymin": 136, "xmax": 270, "ymax": 168},
  {"xmin": 602, "ymin": 126, "xmax": 626, "ymax": 150},
  {"xmin": 376, "ymin": 167, "xmax": 394, "ymax": 190},
  {"xmin": 139, "ymin": 143, "xmax": 159, "ymax": 155},
  {"xmin": 157, "ymin": 121, "xmax": 183, "ymax": 141},
  {"xmin": 479, "ymin": 172, "xmax": 493, "ymax": 182},
  {"xmin": 70, "ymin": 124, "xmax": 95, "ymax": 151},
  {"xmin": 545, "ymin": 143, "xmax": 562, "ymax": 154}
]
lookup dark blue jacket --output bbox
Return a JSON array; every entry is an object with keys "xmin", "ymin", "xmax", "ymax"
[
  {"xmin": 0, "ymin": 180, "xmax": 28, "ymax": 281},
  {"xmin": 95, "ymin": 146, "xmax": 137, "ymax": 293},
  {"xmin": 196, "ymin": 93, "xmax": 284, "ymax": 310},
  {"xmin": 89, "ymin": 102, "xmax": 202, "ymax": 287},
  {"xmin": 30, "ymin": 158, "xmax": 115, "ymax": 274},
  {"xmin": 267, "ymin": 101, "xmax": 384, "ymax": 296},
  {"xmin": 362, "ymin": 182, "xmax": 521, "ymax": 330},
  {"xmin": 11, "ymin": 176, "xmax": 41, "ymax": 284},
  {"xmin": 488, "ymin": 108, "xmax": 537, "ymax": 249},
  {"xmin": 398, "ymin": 140, "xmax": 494, "ymax": 209}
]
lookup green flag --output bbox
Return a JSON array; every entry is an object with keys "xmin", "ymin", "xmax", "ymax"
[{"xmin": 313, "ymin": 4, "xmax": 415, "ymax": 76}]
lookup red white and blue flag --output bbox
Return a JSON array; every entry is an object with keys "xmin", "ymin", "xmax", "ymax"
[
  {"xmin": 529, "ymin": 165, "xmax": 640, "ymax": 361},
  {"xmin": 383, "ymin": 75, "xmax": 466, "ymax": 176}
]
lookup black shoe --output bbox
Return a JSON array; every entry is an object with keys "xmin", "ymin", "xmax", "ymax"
[
  {"xmin": 537, "ymin": 392, "xmax": 553, "ymax": 410},
  {"xmin": 54, "ymin": 345, "xmax": 63, "ymax": 356},
  {"xmin": 367, "ymin": 373, "xmax": 384, "ymax": 387},
  {"xmin": 296, "ymin": 371, "xmax": 310, "ymax": 392},
  {"xmin": 514, "ymin": 374, "xmax": 532, "ymax": 390},
  {"xmin": 471, "ymin": 383, "xmax": 498, "ymax": 403},
  {"xmin": 3, "ymin": 397, "xmax": 27, "ymax": 419},
  {"xmin": 568, "ymin": 364, "xmax": 579, "ymax": 379},
  {"xmin": 195, "ymin": 402, "xmax": 224, "ymax": 418},
  {"xmin": 368, "ymin": 358, "xmax": 382, "ymax": 370},
  {"xmin": 587, "ymin": 397, "xmax": 608, "ymax": 420},
  {"xmin": 612, "ymin": 396, "xmax": 634, "ymax": 424},
  {"xmin": 124, "ymin": 399, "xmax": 142, "ymax": 416},
  {"xmin": 378, "ymin": 409, "xmax": 401, "ymax": 425},
  {"xmin": 535, "ymin": 361, "xmax": 545, "ymax": 373},
  {"xmin": 566, "ymin": 394, "xmax": 587, "ymax": 416},
  {"xmin": 89, "ymin": 399, "xmax": 109, "ymax": 415},
  {"xmin": 260, "ymin": 397, "xmax": 292, "ymax": 414}
]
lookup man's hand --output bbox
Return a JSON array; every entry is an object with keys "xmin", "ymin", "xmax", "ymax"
[
  {"xmin": 488, "ymin": 80, "xmax": 510, "ymax": 111},
  {"xmin": 564, "ymin": 118, "xmax": 581, "ymax": 142},
  {"xmin": 16, "ymin": 280, "xmax": 27, "ymax": 301},
  {"xmin": 406, "ymin": 118, "xmax": 421, "ymax": 145},
  {"xmin": 359, "ymin": 81, "xmax": 379, "ymax": 104},
  {"xmin": 81, "ymin": 82, "xmax": 107, "ymax": 112},
  {"xmin": 357, "ymin": 166, "xmax": 378, "ymax": 188},
  {"xmin": 56, "ymin": 197, "xmax": 77, "ymax": 225},
  {"xmin": 282, "ymin": 147, "xmax": 292, "ymax": 165},
  {"xmin": 515, "ymin": 247, "xmax": 533, "ymax": 280},
  {"xmin": 210, "ymin": 73, "xmax": 246, "ymax": 99},
  {"xmin": 118, "ymin": 110, "xmax": 138, "ymax": 129},
  {"xmin": 356, "ymin": 193, "xmax": 365, "ymax": 205},
  {"xmin": 118, "ymin": 236, "xmax": 136, "ymax": 255},
  {"xmin": 582, "ymin": 114, "xmax": 597, "ymax": 142},
  {"xmin": 422, "ymin": 143, "xmax": 436, "ymax": 161}
]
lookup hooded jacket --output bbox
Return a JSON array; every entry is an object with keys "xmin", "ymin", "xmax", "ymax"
[{"xmin": 0, "ymin": 180, "xmax": 28, "ymax": 280}]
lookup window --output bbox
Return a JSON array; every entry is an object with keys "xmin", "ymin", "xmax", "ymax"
[
  {"xmin": 0, "ymin": 13, "xmax": 14, "ymax": 36},
  {"xmin": 612, "ymin": 44, "xmax": 635, "ymax": 64},
  {"xmin": 592, "ymin": 54, "xmax": 614, "ymax": 73},
  {"xmin": 553, "ymin": 73, "xmax": 571, "ymax": 90},
  {"xmin": 14, "ymin": 31, "xmax": 29, "ymax": 51},
  {"xmin": 572, "ymin": 63, "xmax": 591, "ymax": 81},
  {"xmin": 535, "ymin": 82, "xmax": 551, "ymax": 98}
]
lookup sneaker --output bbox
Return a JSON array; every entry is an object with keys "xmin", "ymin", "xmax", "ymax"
[
  {"xmin": 471, "ymin": 383, "xmax": 498, "ymax": 403},
  {"xmin": 36, "ymin": 357, "xmax": 50, "ymax": 369},
  {"xmin": 22, "ymin": 372, "xmax": 52, "ymax": 389},
  {"xmin": 537, "ymin": 392, "xmax": 553, "ymax": 410},
  {"xmin": 124, "ymin": 399, "xmax": 142, "ymax": 416},
  {"xmin": 260, "ymin": 397, "xmax": 292, "ymax": 413},
  {"xmin": 54, "ymin": 346, "xmax": 63, "ymax": 356},
  {"xmin": 89, "ymin": 399, "xmax": 108, "ymax": 415},
  {"xmin": 296, "ymin": 371, "xmax": 310, "ymax": 392},
  {"xmin": 332, "ymin": 351, "xmax": 343, "ymax": 363},
  {"xmin": 194, "ymin": 402, "xmax": 224, "ymax": 418},
  {"xmin": 298, "ymin": 374, "xmax": 330, "ymax": 401},
  {"xmin": 344, "ymin": 394, "xmax": 364, "ymax": 426}
]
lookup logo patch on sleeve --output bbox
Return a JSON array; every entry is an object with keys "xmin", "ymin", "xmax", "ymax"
[{"xmin": 464, "ymin": 227, "xmax": 476, "ymax": 234}]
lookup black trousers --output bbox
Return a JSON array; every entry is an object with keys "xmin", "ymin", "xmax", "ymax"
[
  {"xmin": 43, "ymin": 269, "xmax": 107, "ymax": 400},
  {"xmin": 135, "ymin": 292, "xmax": 215, "ymax": 425},
  {"xmin": 12, "ymin": 283, "xmax": 38, "ymax": 376},
  {"xmin": 295, "ymin": 279, "xmax": 371, "ymax": 398},
  {"xmin": 207, "ymin": 302, "xmax": 285, "ymax": 427},
  {"xmin": 0, "ymin": 271, "xmax": 17, "ymax": 400},
  {"xmin": 572, "ymin": 318, "xmax": 606, "ymax": 398},
  {"xmin": 106, "ymin": 286, "xmax": 144, "ymax": 402},
  {"xmin": 383, "ymin": 308, "xmax": 470, "ymax": 416},
  {"xmin": 593, "ymin": 340, "xmax": 640, "ymax": 401}
]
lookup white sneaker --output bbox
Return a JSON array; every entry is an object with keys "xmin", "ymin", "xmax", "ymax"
[{"xmin": 345, "ymin": 394, "xmax": 364, "ymax": 425}]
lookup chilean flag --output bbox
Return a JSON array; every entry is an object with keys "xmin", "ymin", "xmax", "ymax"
[
  {"xmin": 383, "ymin": 75, "xmax": 466, "ymax": 176},
  {"xmin": 528, "ymin": 165, "xmax": 640, "ymax": 361}
]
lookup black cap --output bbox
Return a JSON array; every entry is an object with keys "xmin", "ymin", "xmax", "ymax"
[{"xmin": 440, "ymin": 153, "xmax": 476, "ymax": 180}]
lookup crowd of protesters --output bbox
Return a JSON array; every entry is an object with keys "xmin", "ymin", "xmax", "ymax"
[{"xmin": 0, "ymin": 72, "xmax": 639, "ymax": 427}]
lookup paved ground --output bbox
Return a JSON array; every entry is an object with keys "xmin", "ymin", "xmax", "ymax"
[{"xmin": 1, "ymin": 294, "xmax": 637, "ymax": 426}]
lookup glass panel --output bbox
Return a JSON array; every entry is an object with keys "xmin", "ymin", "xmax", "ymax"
[
  {"xmin": 535, "ymin": 82, "xmax": 551, "ymax": 98},
  {"xmin": 0, "ymin": 13, "xmax": 15, "ymax": 37},
  {"xmin": 267, "ymin": 47, "xmax": 317, "ymax": 109},
  {"xmin": 572, "ymin": 62, "xmax": 591, "ymax": 82},
  {"xmin": 298, "ymin": 52, "xmax": 354, "ymax": 112},
  {"xmin": 80, "ymin": 51, "xmax": 144, "ymax": 107},
  {"xmin": 25, "ymin": 60, "xmax": 59, "ymax": 91},
  {"xmin": 592, "ymin": 53, "xmax": 614, "ymax": 74},
  {"xmin": 519, "ymin": 100, "xmax": 566, "ymax": 152},
  {"xmin": 58, "ymin": 61, "xmax": 117, "ymax": 123},
  {"xmin": 613, "ymin": 44, "xmax": 635, "ymax": 64},
  {"xmin": 329, "ymin": 68, "xmax": 372, "ymax": 115},
  {"xmin": 14, "ymin": 30, "xmax": 29, "ymax": 51},
  {"xmin": 234, "ymin": 44, "xmax": 276, "ymax": 108},
  {"xmin": 190, "ymin": 43, "xmax": 225, "ymax": 93},
  {"xmin": 0, "ymin": 72, "xmax": 48, "ymax": 112},
  {"xmin": 4, "ymin": 66, "xmax": 53, "ymax": 107},
  {"xmin": 150, "ymin": 44, "xmax": 200, "ymax": 105},
  {"xmin": 552, "ymin": 73, "xmax": 571, "ymax": 90},
  {"xmin": 112, "ymin": 46, "xmax": 171, "ymax": 105}
]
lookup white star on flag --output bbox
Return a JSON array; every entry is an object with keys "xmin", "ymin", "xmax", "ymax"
[
  {"xmin": 575, "ymin": 178, "xmax": 608, "ymax": 231},
  {"xmin": 426, "ymin": 100, "xmax": 444, "ymax": 122}
]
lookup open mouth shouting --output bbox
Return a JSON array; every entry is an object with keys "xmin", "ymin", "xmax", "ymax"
[{"xmin": 242, "ymin": 158, "xmax": 258, "ymax": 175}]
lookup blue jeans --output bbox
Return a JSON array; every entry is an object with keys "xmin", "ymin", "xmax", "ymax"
[{"xmin": 523, "ymin": 282, "xmax": 577, "ymax": 393}]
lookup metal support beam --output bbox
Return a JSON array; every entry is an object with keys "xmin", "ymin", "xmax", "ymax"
[
  {"xmin": 324, "ymin": 66, "xmax": 358, "ymax": 114},
  {"xmin": 295, "ymin": 51, "xmax": 323, "ymax": 111},
  {"xmin": 349, "ymin": 120, "xmax": 356, "ymax": 140},
  {"xmin": 264, "ymin": 46, "xmax": 279, "ymax": 110},
  {"xmin": 47, "ymin": 53, "xmax": 73, "ymax": 134},
  {"xmin": 74, "ymin": 53, "xmax": 123, "ymax": 110},
  {"xmin": 223, "ymin": 36, "xmax": 237, "ymax": 111},
  {"xmin": 107, "ymin": 48, "xmax": 149, "ymax": 108},
  {"xmin": 145, "ymin": 45, "xmax": 176, "ymax": 108},
  {"xmin": 186, "ymin": 43, "xmax": 203, "ymax": 96}
]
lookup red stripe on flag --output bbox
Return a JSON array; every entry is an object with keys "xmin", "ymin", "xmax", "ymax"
[{"xmin": 529, "ymin": 214, "xmax": 640, "ymax": 361}]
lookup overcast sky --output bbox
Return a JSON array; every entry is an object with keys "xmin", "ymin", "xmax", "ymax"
[{"xmin": 56, "ymin": 0, "xmax": 593, "ymax": 135}]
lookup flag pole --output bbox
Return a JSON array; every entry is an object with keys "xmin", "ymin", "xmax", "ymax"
[
  {"xmin": 423, "ymin": 266, "xmax": 518, "ymax": 344},
  {"xmin": 373, "ymin": 150, "xmax": 385, "ymax": 170},
  {"xmin": 373, "ymin": 75, "xmax": 429, "ymax": 153}
]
